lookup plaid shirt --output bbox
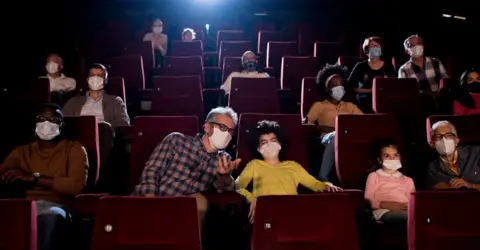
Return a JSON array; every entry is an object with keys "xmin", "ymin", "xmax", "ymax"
[
  {"xmin": 398, "ymin": 57, "xmax": 448, "ymax": 92},
  {"xmin": 133, "ymin": 132, "xmax": 235, "ymax": 196}
]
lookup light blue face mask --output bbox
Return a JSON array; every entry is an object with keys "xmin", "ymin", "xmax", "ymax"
[{"xmin": 369, "ymin": 47, "xmax": 382, "ymax": 57}]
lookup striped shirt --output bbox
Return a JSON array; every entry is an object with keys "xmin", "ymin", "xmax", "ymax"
[{"xmin": 133, "ymin": 132, "xmax": 235, "ymax": 196}]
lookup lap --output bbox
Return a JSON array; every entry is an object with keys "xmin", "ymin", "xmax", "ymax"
[{"xmin": 36, "ymin": 200, "xmax": 67, "ymax": 218}]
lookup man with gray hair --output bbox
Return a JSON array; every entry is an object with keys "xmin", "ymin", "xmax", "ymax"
[
  {"xmin": 427, "ymin": 120, "xmax": 480, "ymax": 190},
  {"xmin": 133, "ymin": 107, "xmax": 241, "ymax": 229},
  {"xmin": 398, "ymin": 35, "xmax": 448, "ymax": 93},
  {"xmin": 221, "ymin": 50, "xmax": 270, "ymax": 94}
]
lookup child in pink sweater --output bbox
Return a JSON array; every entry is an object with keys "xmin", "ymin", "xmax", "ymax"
[{"xmin": 364, "ymin": 140, "xmax": 415, "ymax": 224}]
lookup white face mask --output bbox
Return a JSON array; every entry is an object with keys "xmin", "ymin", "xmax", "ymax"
[
  {"xmin": 46, "ymin": 62, "xmax": 59, "ymax": 74},
  {"xmin": 208, "ymin": 127, "xmax": 232, "ymax": 150},
  {"xmin": 409, "ymin": 45, "xmax": 424, "ymax": 58},
  {"xmin": 330, "ymin": 86, "xmax": 345, "ymax": 101},
  {"xmin": 88, "ymin": 76, "xmax": 104, "ymax": 91},
  {"xmin": 153, "ymin": 27, "xmax": 163, "ymax": 34},
  {"xmin": 435, "ymin": 138, "xmax": 456, "ymax": 156},
  {"xmin": 258, "ymin": 141, "xmax": 282, "ymax": 160},
  {"xmin": 382, "ymin": 159, "xmax": 402, "ymax": 170},
  {"xmin": 35, "ymin": 121, "xmax": 60, "ymax": 141}
]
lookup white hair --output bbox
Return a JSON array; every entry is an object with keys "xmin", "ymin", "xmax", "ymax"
[
  {"xmin": 182, "ymin": 28, "xmax": 196, "ymax": 40},
  {"xmin": 205, "ymin": 107, "xmax": 238, "ymax": 126},
  {"xmin": 431, "ymin": 120, "xmax": 457, "ymax": 138},
  {"xmin": 403, "ymin": 34, "xmax": 423, "ymax": 50},
  {"xmin": 242, "ymin": 51, "xmax": 256, "ymax": 62}
]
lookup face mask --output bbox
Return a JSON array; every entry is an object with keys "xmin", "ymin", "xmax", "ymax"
[
  {"xmin": 434, "ymin": 138, "xmax": 456, "ymax": 156},
  {"xmin": 88, "ymin": 76, "xmax": 104, "ymax": 91},
  {"xmin": 409, "ymin": 45, "xmax": 424, "ymax": 58},
  {"xmin": 330, "ymin": 86, "xmax": 345, "ymax": 101},
  {"xmin": 369, "ymin": 47, "xmax": 382, "ymax": 57},
  {"xmin": 35, "ymin": 121, "xmax": 60, "ymax": 141},
  {"xmin": 208, "ymin": 127, "xmax": 232, "ymax": 150},
  {"xmin": 382, "ymin": 159, "xmax": 402, "ymax": 170},
  {"xmin": 467, "ymin": 82, "xmax": 480, "ymax": 93},
  {"xmin": 46, "ymin": 62, "xmax": 59, "ymax": 74},
  {"xmin": 245, "ymin": 61, "xmax": 257, "ymax": 71},
  {"xmin": 153, "ymin": 27, "xmax": 163, "ymax": 34},
  {"xmin": 258, "ymin": 142, "xmax": 282, "ymax": 160}
]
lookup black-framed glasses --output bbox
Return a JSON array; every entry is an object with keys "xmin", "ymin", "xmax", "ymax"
[
  {"xmin": 36, "ymin": 115, "xmax": 62, "ymax": 124},
  {"xmin": 433, "ymin": 133, "xmax": 456, "ymax": 141},
  {"xmin": 210, "ymin": 122, "xmax": 235, "ymax": 135}
]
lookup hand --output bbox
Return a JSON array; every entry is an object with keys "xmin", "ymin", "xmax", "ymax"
[
  {"xmin": 450, "ymin": 178, "xmax": 472, "ymax": 189},
  {"xmin": 216, "ymin": 155, "xmax": 241, "ymax": 175},
  {"xmin": 324, "ymin": 183, "xmax": 343, "ymax": 193},
  {"xmin": 1, "ymin": 169, "xmax": 32, "ymax": 183},
  {"xmin": 248, "ymin": 198, "xmax": 257, "ymax": 224}
]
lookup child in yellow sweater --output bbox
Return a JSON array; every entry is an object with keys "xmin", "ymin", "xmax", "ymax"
[{"xmin": 235, "ymin": 120, "xmax": 342, "ymax": 223}]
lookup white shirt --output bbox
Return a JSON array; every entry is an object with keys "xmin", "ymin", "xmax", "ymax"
[
  {"xmin": 39, "ymin": 74, "xmax": 76, "ymax": 92},
  {"xmin": 80, "ymin": 91, "xmax": 104, "ymax": 121},
  {"xmin": 221, "ymin": 71, "xmax": 270, "ymax": 94}
]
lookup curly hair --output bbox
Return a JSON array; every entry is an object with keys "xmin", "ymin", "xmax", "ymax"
[
  {"xmin": 315, "ymin": 64, "xmax": 348, "ymax": 95},
  {"xmin": 250, "ymin": 120, "xmax": 287, "ymax": 161}
]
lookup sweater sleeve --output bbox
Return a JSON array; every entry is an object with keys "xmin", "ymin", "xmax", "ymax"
[{"xmin": 235, "ymin": 161, "xmax": 255, "ymax": 203}]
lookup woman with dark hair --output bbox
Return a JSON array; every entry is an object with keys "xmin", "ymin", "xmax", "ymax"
[
  {"xmin": 364, "ymin": 139, "xmax": 415, "ymax": 224},
  {"xmin": 347, "ymin": 37, "xmax": 396, "ymax": 113},
  {"xmin": 437, "ymin": 68, "xmax": 478, "ymax": 114},
  {"xmin": 460, "ymin": 68, "xmax": 480, "ymax": 93},
  {"xmin": 235, "ymin": 120, "xmax": 341, "ymax": 223}
]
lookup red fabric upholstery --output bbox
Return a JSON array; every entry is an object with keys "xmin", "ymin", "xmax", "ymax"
[
  {"xmin": 106, "ymin": 77, "xmax": 126, "ymax": 103},
  {"xmin": 372, "ymin": 77, "xmax": 419, "ymax": 114},
  {"xmin": 337, "ymin": 56, "xmax": 366, "ymax": 73},
  {"xmin": 257, "ymin": 31, "xmax": 285, "ymax": 54},
  {"xmin": 151, "ymin": 76, "xmax": 204, "ymax": 120},
  {"xmin": 0, "ymin": 199, "xmax": 37, "ymax": 250},
  {"xmin": 266, "ymin": 42, "xmax": 298, "ymax": 77},
  {"xmin": 222, "ymin": 57, "xmax": 242, "ymax": 83},
  {"xmin": 203, "ymin": 89, "xmax": 225, "ymax": 116},
  {"xmin": 218, "ymin": 41, "xmax": 252, "ymax": 68},
  {"xmin": 169, "ymin": 40, "xmax": 203, "ymax": 57},
  {"xmin": 91, "ymin": 196, "xmax": 201, "ymax": 250},
  {"xmin": 109, "ymin": 55, "xmax": 146, "ymax": 99},
  {"xmin": 335, "ymin": 114, "xmax": 401, "ymax": 189},
  {"xmin": 216, "ymin": 30, "xmax": 245, "ymax": 49},
  {"xmin": 281, "ymin": 57, "xmax": 319, "ymax": 104},
  {"xmin": 24, "ymin": 78, "xmax": 51, "ymax": 103},
  {"xmin": 439, "ymin": 78, "xmax": 458, "ymax": 90},
  {"xmin": 300, "ymin": 77, "xmax": 319, "ymax": 120},
  {"xmin": 127, "ymin": 41, "xmax": 154, "ymax": 78},
  {"xmin": 408, "ymin": 191, "xmax": 480, "ymax": 250},
  {"xmin": 252, "ymin": 194, "xmax": 359, "ymax": 250},
  {"xmin": 228, "ymin": 77, "xmax": 280, "ymax": 115},
  {"xmin": 73, "ymin": 193, "xmax": 108, "ymax": 215},
  {"xmin": 128, "ymin": 116, "xmax": 199, "ymax": 192},
  {"xmin": 64, "ymin": 115, "xmax": 100, "ymax": 189},
  {"xmin": 453, "ymin": 94, "xmax": 480, "ymax": 115},
  {"xmin": 163, "ymin": 56, "xmax": 204, "ymax": 87},
  {"xmin": 236, "ymin": 114, "xmax": 307, "ymax": 172},
  {"xmin": 313, "ymin": 42, "xmax": 342, "ymax": 65},
  {"xmin": 426, "ymin": 114, "xmax": 480, "ymax": 145}
]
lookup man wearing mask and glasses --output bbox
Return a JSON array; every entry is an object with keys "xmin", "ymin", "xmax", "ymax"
[
  {"xmin": 427, "ymin": 121, "xmax": 480, "ymax": 190},
  {"xmin": 0, "ymin": 103, "xmax": 89, "ymax": 250},
  {"xmin": 133, "ymin": 107, "xmax": 241, "ymax": 231}
]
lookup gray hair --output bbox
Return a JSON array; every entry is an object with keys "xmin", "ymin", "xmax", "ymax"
[
  {"xmin": 205, "ymin": 107, "xmax": 238, "ymax": 126},
  {"xmin": 403, "ymin": 34, "xmax": 423, "ymax": 50},
  {"xmin": 431, "ymin": 120, "xmax": 457, "ymax": 138},
  {"xmin": 242, "ymin": 51, "xmax": 256, "ymax": 62}
]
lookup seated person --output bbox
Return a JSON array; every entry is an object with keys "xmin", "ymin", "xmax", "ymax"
[
  {"xmin": 63, "ymin": 63, "xmax": 130, "ymax": 129},
  {"xmin": 39, "ymin": 54, "xmax": 76, "ymax": 105},
  {"xmin": 0, "ymin": 103, "xmax": 89, "ymax": 250},
  {"xmin": 133, "ymin": 107, "xmax": 242, "ymax": 230},
  {"xmin": 460, "ymin": 68, "xmax": 480, "ymax": 93},
  {"xmin": 143, "ymin": 19, "xmax": 168, "ymax": 67},
  {"xmin": 182, "ymin": 28, "xmax": 196, "ymax": 42},
  {"xmin": 398, "ymin": 35, "xmax": 449, "ymax": 93},
  {"xmin": 221, "ymin": 50, "xmax": 270, "ymax": 95},
  {"xmin": 364, "ymin": 139, "xmax": 415, "ymax": 224},
  {"xmin": 306, "ymin": 64, "xmax": 363, "ymax": 181},
  {"xmin": 348, "ymin": 36, "xmax": 396, "ymax": 113},
  {"xmin": 235, "ymin": 120, "xmax": 342, "ymax": 223},
  {"xmin": 428, "ymin": 121, "xmax": 480, "ymax": 190}
]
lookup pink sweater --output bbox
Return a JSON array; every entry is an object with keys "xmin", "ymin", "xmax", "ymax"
[{"xmin": 364, "ymin": 169, "xmax": 415, "ymax": 220}]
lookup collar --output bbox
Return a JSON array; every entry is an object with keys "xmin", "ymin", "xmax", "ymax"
[
  {"xmin": 376, "ymin": 168, "xmax": 403, "ymax": 178},
  {"xmin": 86, "ymin": 90, "xmax": 104, "ymax": 101},
  {"xmin": 47, "ymin": 73, "xmax": 66, "ymax": 79}
]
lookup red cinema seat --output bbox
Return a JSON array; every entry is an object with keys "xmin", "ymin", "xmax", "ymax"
[
  {"xmin": 281, "ymin": 57, "xmax": 319, "ymax": 104},
  {"xmin": 257, "ymin": 31, "xmax": 285, "ymax": 54},
  {"xmin": 125, "ymin": 41, "xmax": 154, "ymax": 79},
  {"xmin": 335, "ymin": 114, "xmax": 401, "ymax": 189},
  {"xmin": 372, "ymin": 78, "xmax": 420, "ymax": 115},
  {"xmin": 314, "ymin": 42, "xmax": 342, "ymax": 66},
  {"xmin": 301, "ymin": 77, "xmax": 320, "ymax": 120},
  {"xmin": 216, "ymin": 30, "xmax": 245, "ymax": 49},
  {"xmin": 338, "ymin": 56, "xmax": 366, "ymax": 73},
  {"xmin": 164, "ymin": 56, "xmax": 204, "ymax": 88},
  {"xmin": 203, "ymin": 89, "xmax": 225, "ymax": 117},
  {"xmin": 128, "ymin": 116, "xmax": 199, "ymax": 192},
  {"xmin": 24, "ymin": 78, "xmax": 51, "ymax": 103},
  {"xmin": 236, "ymin": 114, "xmax": 307, "ymax": 172},
  {"xmin": 151, "ymin": 76, "xmax": 204, "ymax": 120},
  {"xmin": 228, "ymin": 77, "xmax": 280, "ymax": 115},
  {"xmin": 0, "ymin": 199, "xmax": 37, "ymax": 250},
  {"xmin": 169, "ymin": 40, "xmax": 203, "ymax": 57},
  {"xmin": 453, "ymin": 93, "xmax": 480, "ymax": 115},
  {"xmin": 109, "ymin": 55, "xmax": 146, "ymax": 101},
  {"xmin": 252, "ymin": 194, "xmax": 359, "ymax": 250},
  {"xmin": 222, "ymin": 57, "xmax": 243, "ymax": 83},
  {"xmin": 266, "ymin": 42, "xmax": 298, "ymax": 77},
  {"xmin": 219, "ymin": 41, "xmax": 252, "ymax": 68},
  {"xmin": 426, "ymin": 114, "xmax": 480, "ymax": 145},
  {"xmin": 91, "ymin": 196, "xmax": 201, "ymax": 250},
  {"xmin": 408, "ymin": 191, "xmax": 480, "ymax": 250},
  {"xmin": 106, "ymin": 77, "xmax": 126, "ymax": 103}
]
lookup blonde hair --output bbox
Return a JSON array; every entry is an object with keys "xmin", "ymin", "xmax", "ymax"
[{"xmin": 182, "ymin": 28, "xmax": 196, "ymax": 40}]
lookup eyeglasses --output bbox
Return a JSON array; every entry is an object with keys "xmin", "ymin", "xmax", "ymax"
[
  {"xmin": 36, "ymin": 115, "xmax": 62, "ymax": 124},
  {"xmin": 210, "ymin": 122, "xmax": 235, "ymax": 135},
  {"xmin": 432, "ymin": 133, "xmax": 456, "ymax": 141}
]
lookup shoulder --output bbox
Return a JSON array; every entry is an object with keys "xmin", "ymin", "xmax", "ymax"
[
  {"xmin": 63, "ymin": 140, "xmax": 87, "ymax": 155},
  {"xmin": 64, "ymin": 96, "xmax": 84, "ymax": 106},
  {"xmin": 283, "ymin": 160, "xmax": 303, "ymax": 169},
  {"xmin": 343, "ymin": 101, "xmax": 361, "ymax": 109},
  {"xmin": 245, "ymin": 159, "xmax": 264, "ymax": 169},
  {"xmin": 105, "ymin": 94, "xmax": 125, "ymax": 104},
  {"xmin": 143, "ymin": 32, "xmax": 153, "ymax": 40},
  {"xmin": 367, "ymin": 171, "xmax": 379, "ymax": 180},
  {"xmin": 459, "ymin": 145, "xmax": 480, "ymax": 155},
  {"xmin": 426, "ymin": 56, "xmax": 440, "ymax": 63},
  {"xmin": 353, "ymin": 60, "xmax": 368, "ymax": 69},
  {"xmin": 399, "ymin": 61, "xmax": 412, "ymax": 70}
]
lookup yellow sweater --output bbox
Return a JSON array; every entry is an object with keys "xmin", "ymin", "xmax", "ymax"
[{"xmin": 235, "ymin": 159, "xmax": 329, "ymax": 203}]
